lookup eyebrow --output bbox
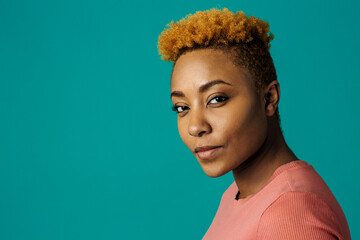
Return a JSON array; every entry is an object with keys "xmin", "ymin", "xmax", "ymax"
[{"xmin": 170, "ymin": 79, "xmax": 232, "ymax": 99}]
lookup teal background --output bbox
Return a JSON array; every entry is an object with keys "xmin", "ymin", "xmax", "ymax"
[{"xmin": 1, "ymin": 0, "xmax": 359, "ymax": 239}]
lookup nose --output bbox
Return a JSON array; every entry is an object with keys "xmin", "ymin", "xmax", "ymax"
[{"xmin": 188, "ymin": 110, "xmax": 211, "ymax": 137}]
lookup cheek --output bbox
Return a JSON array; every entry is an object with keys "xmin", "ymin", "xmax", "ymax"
[{"xmin": 216, "ymin": 98, "xmax": 268, "ymax": 158}]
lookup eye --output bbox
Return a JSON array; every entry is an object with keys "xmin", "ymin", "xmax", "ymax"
[
  {"xmin": 171, "ymin": 105, "xmax": 189, "ymax": 114},
  {"xmin": 208, "ymin": 95, "xmax": 229, "ymax": 104}
]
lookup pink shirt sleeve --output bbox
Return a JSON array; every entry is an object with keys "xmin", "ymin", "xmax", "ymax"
[{"xmin": 257, "ymin": 191, "xmax": 344, "ymax": 240}]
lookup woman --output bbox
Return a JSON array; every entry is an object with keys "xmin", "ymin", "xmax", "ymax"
[{"xmin": 157, "ymin": 8, "xmax": 351, "ymax": 239}]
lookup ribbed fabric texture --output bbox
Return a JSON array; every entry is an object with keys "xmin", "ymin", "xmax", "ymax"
[{"xmin": 202, "ymin": 160, "xmax": 351, "ymax": 240}]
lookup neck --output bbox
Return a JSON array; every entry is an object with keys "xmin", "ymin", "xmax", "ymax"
[{"xmin": 232, "ymin": 117, "xmax": 298, "ymax": 199}]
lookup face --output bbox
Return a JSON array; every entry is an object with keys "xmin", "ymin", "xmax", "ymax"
[{"xmin": 170, "ymin": 48, "xmax": 269, "ymax": 178}]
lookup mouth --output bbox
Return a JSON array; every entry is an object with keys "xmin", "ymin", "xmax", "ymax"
[
  {"xmin": 195, "ymin": 146, "xmax": 223, "ymax": 160},
  {"xmin": 195, "ymin": 145, "xmax": 222, "ymax": 153}
]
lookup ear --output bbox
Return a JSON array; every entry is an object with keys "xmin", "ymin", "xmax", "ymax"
[{"xmin": 263, "ymin": 80, "xmax": 280, "ymax": 117}]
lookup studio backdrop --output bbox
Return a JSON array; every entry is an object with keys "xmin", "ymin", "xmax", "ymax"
[{"xmin": 1, "ymin": 0, "xmax": 359, "ymax": 239}]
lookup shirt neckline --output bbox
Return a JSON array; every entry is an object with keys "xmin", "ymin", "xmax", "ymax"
[{"xmin": 232, "ymin": 159, "xmax": 309, "ymax": 204}]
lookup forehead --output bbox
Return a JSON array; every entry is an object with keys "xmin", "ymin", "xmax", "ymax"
[{"xmin": 170, "ymin": 49, "xmax": 252, "ymax": 91}]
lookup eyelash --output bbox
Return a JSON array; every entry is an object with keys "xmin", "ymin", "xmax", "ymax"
[{"xmin": 171, "ymin": 95, "xmax": 229, "ymax": 114}]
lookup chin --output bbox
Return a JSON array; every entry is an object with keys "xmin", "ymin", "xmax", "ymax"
[{"xmin": 202, "ymin": 165, "xmax": 230, "ymax": 178}]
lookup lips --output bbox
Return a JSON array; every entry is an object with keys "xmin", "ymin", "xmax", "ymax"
[
  {"xmin": 195, "ymin": 146, "xmax": 223, "ymax": 160},
  {"xmin": 195, "ymin": 146, "xmax": 221, "ymax": 153}
]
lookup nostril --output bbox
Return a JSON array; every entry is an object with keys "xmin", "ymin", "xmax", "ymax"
[
  {"xmin": 189, "ymin": 128, "xmax": 207, "ymax": 137},
  {"xmin": 198, "ymin": 130, "xmax": 206, "ymax": 137}
]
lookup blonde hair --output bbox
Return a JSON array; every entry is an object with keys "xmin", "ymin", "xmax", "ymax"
[{"xmin": 158, "ymin": 8, "xmax": 273, "ymax": 62}]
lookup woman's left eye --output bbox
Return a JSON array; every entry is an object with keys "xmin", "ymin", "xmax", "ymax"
[{"xmin": 209, "ymin": 96, "xmax": 229, "ymax": 104}]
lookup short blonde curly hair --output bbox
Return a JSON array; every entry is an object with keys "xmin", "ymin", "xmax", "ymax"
[
  {"xmin": 157, "ymin": 7, "xmax": 280, "ymax": 123},
  {"xmin": 158, "ymin": 8, "xmax": 273, "ymax": 62}
]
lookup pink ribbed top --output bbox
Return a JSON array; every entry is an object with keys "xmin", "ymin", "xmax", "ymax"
[{"xmin": 202, "ymin": 160, "xmax": 351, "ymax": 240}]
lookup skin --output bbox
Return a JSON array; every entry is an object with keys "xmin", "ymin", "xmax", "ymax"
[{"xmin": 170, "ymin": 48, "xmax": 298, "ymax": 199}]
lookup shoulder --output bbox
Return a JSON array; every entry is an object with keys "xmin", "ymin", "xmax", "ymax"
[{"xmin": 257, "ymin": 191, "xmax": 344, "ymax": 240}]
